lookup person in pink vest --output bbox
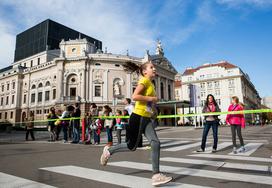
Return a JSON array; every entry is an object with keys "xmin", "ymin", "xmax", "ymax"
[{"xmin": 226, "ymin": 96, "xmax": 246, "ymax": 154}]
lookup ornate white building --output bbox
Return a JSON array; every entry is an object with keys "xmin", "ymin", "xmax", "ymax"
[
  {"xmin": 178, "ymin": 61, "xmax": 261, "ymax": 124},
  {"xmin": 0, "ymin": 39, "xmax": 177, "ymax": 125}
]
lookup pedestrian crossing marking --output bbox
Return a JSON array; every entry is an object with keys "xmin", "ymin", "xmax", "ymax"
[
  {"xmin": 160, "ymin": 157, "xmax": 270, "ymax": 172},
  {"xmin": 108, "ymin": 161, "xmax": 272, "ymax": 186},
  {"xmin": 228, "ymin": 143, "xmax": 263, "ymax": 156},
  {"xmin": 40, "ymin": 165, "xmax": 212, "ymax": 188},
  {"xmin": 161, "ymin": 140, "xmax": 191, "ymax": 148},
  {"xmin": 163, "ymin": 142, "xmax": 208, "ymax": 152},
  {"xmin": 189, "ymin": 154, "xmax": 272, "ymax": 163},
  {"xmin": 192, "ymin": 142, "xmax": 232, "ymax": 153},
  {"xmin": 0, "ymin": 172, "xmax": 56, "ymax": 188}
]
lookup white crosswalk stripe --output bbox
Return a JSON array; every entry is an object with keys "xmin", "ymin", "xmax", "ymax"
[
  {"xmin": 163, "ymin": 142, "xmax": 207, "ymax": 152},
  {"xmin": 192, "ymin": 142, "xmax": 232, "ymax": 153},
  {"xmin": 160, "ymin": 157, "xmax": 270, "ymax": 172},
  {"xmin": 40, "ymin": 165, "xmax": 211, "ymax": 188},
  {"xmin": 0, "ymin": 172, "xmax": 56, "ymax": 188},
  {"xmin": 189, "ymin": 153, "xmax": 272, "ymax": 162},
  {"xmin": 108, "ymin": 161, "xmax": 272, "ymax": 186},
  {"xmin": 228, "ymin": 143, "xmax": 263, "ymax": 156}
]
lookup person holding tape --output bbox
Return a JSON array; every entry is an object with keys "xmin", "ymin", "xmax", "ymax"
[
  {"xmin": 197, "ymin": 94, "xmax": 221, "ymax": 153},
  {"xmin": 100, "ymin": 61, "xmax": 172, "ymax": 186},
  {"xmin": 226, "ymin": 96, "xmax": 245, "ymax": 154}
]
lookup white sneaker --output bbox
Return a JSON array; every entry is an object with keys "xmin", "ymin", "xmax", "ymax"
[
  {"xmin": 240, "ymin": 146, "xmax": 246, "ymax": 153},
  {"xmin": 233, "ymin": 147, "xmax": 237, "ymax": 154},
  {"xmin": 100, "ymin": 145, "xmax": 111, "ymax": 166},
  {"xmin": 152, "ymin": 173, "xmax": 172, "ymax": 186}
]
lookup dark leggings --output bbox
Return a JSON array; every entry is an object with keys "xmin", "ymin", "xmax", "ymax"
[
  {"xmin": 231, "ymin": 125, "xmax": 244, "ymax": 147},
  {"xmin": 26, "ymin": 129, "xmax": 35, "ymax": 140},
  {"xmin": 108, "ymin": 113, "xmax": 160, "ymax": 174}
]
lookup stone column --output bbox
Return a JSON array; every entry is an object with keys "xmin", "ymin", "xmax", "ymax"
[{"xmin": 126, "ymin": 73, "xmax": 131, "ymax": 98}]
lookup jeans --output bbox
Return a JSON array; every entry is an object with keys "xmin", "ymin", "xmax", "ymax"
[
  {"xmin": 94, "ymin": 131, "xmax": 100, "ymax": 144},
  {"xmin": 26, "ymin": 129, "xmax": 35, "ymax": 140},
  {"xmin": 72, "ymin": 120, "xmax": 80, "ymax": 143},
  {"xmin": 116, "ymin": 129, "xmax": 122, "ymax": 144},
  {"xmin": 106, "ymin": 126, "xmax": 113, "ymax": 143},
  {"xmin": 63, "ymin": 125, "xmax": 68, "ymax": 141},
  {"xmin": 231, "ymin": 124, "xmax": 244, "ymax": 147},
  {"xmin": 201, "ymin": 120, "xmax": 218, "ymax": 150}
]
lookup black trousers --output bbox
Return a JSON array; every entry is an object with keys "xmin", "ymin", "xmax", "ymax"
[{"xmin": 26, "ymin": 129, "xmax": 35, "ymax": 140}]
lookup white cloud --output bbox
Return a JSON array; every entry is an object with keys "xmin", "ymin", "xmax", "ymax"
[{"xmin": 0, "ymin": 0, "xmax": 156, "ymax": 69}]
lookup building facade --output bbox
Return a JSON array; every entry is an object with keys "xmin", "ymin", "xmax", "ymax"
[
  {"xmin": 178, "ymin": 61, "xmax": 261, "ymax": 124},
  {"xmin": 0, "ymin": 38, "xmax": 177, "ymax": 125},
  {"xmin": 262, "ymin": 96, "xmax": 272, "ymax": 109}
]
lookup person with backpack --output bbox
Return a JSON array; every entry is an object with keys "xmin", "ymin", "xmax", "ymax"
[
  {"xmin": 60, "ymin": 105, "xmax": 73, "ymax": 143},
  {"xmin": 197, "ymin": 94, "xmax": 221, "ymax": 153},
  {"xmin": 226, "ymin": 96, "xmax": 246, "ymax": 154}
]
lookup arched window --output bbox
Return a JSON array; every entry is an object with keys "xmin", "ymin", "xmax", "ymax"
[
  {"xmin": 31, "ymin": 84, "xmax": 36, "ymax": 89},
  {"xmin": 38, "ymin": 83, "xmax": 43, "ymax": 88},
  {"xmin": 45, "ymin": 81, "xmax": 50, "ymax": 86},
  {"xmin": 160, "ymin": 82, "xmax": 164, "ymax": 99}
]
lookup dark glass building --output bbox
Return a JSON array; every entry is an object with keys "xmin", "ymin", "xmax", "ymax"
[{"xmin": 14, "ymin": 19, "xmax": 102, "ymax": 62}]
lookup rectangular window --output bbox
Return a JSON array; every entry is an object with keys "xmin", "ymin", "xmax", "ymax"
[
  {"xmin": 7, "ymin": 83, "xmax": 9, "ymax": 91},
  {"xmin": 12, "ymin": 82, "xmax": 15, "ymax": 89},
  {"xmin": 23, "ymin": 94, "xmax": 27, "ymax": 104},
  {"xmin": 228, "ymin": 79, "xmax": 235, "ymax": 87},
  {"xmin": 6, "ymin": 96, "xmax": 9, "ymax": 105},
  {"xmin": 24, "ymin": 63, "xmax": 26, "ymax": 67},
  {"xmin": 11, "ymin": 95, "xmax": 15, "ymax": 104},
  {"xmin": 31, "ymin": 93, "xmax": 35, "ymax": 103},
  {"xmin": 215, "ymin": 90, "xmax": 220, "ymax": 96},
  {"xmin": 207, "ymin": 82, "xmax": 212, "ymax": 88},
  {"xmin": 95, "ymin": 85, "xmax": 101, "ymax": 97},
  {"xmin": 0, "ymin": 97, "xmax": 3, "ymax": 106},
  {"xmin": 214, "ymin": 81, "xmax": 220, "ymax": 88},
  {"xmin": 168, "ymin": 84, "xmax": 171, "ymax": 100},
  {"xmin": 201, "ymin": 92, "xmax": 206, "ymax": 98},
  {"xmin": 5, "ymin": 112, "xmax": 7, "ymax": 119},
  {"xmin": 216, "ymin": 99, "xmax": 221, "ymax": 105},
  {"xmin": 1, "ymin": 85, "xmax": 4, "ymax": 92},
  {"xmin": 37, "ymin": 58, "xmax": 40, "ymax": 65},
  {"xmin": 45, "ymin": 91, "xmax": 50, "ymax": 101},
  {"xmin": 200, "ymin": 83, "xmax": 205, "ymax": 89},
  {"xmin": 53, "ymin": 89, "xmax": 56, "ymax": 99},
  {"xmin": 0, "ymin": 113, "xmax": 1, "ymax": 119},
  {"xmin": 38, "ymin": 92, "xmax": 42, "ymax": 102},
  {"xmin": 31, "ymin": 60, "xmax": 33, "ymax": 67},
  {"xmin": 10, "ymin": 111, "xmax": 13, "ymax": 119}
]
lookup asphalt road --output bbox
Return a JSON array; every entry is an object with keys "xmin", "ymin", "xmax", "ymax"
[{"xmin": 0, "ymin": 125, "xmax": 272, "ymax": 188}]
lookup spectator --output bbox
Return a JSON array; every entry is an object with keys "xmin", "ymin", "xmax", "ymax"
[
  {"xmin": 115, "ymin": 110, "xmax": 123, "ymax": 144},
  {"xmin": 71, "ymin": 103, "xmax": 81, "ymax": 144},
  {"xmin": 103, "ymin": 105, "xmax": 115, "ymax": 146},
  {"xmin": 26, "ymin": 111, "xmax": 35, "ymax": 141},
  {"xmin": 47, "ymin": 107, "xmax": 58, "ymax": 142},
  {"xmin": 55, "ymin": 109, "xmax": 63, "ymax": 140},
  {"xmin": 85, "ymin": 103, "xmax": 98, "ymax": 144},
  {"xmin": 61, "ymin": 105, "xmax": 73, "ymax": 143},
  {"xmin": 124, "ymin": 98, "xmax": 134, "ymax": 115}
]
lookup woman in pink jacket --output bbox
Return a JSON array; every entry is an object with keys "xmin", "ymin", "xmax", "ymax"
[{"xmin": 226, "ymin": 96, "xmax": 245, "ymax": 154}]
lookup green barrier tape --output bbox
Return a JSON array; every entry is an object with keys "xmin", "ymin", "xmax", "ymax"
[{"xmin": 8, "ymin": 108, "xmax": 272, "ymax": 125}]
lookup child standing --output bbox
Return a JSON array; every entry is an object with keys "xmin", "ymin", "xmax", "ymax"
[
  {"xmin": 103, "ymin": 105, "xmax": 114, "ymax": 146},
  {"xmin": 115, "ymin": 110, "xmax": 123, "ymax": 144},
  {"xmin": 226, "ymin": 96, "xmax": 246, "ymax": 154},
  {"xmin": 100, "ymin": 61, "xmax": 172, "ymax": 186}
]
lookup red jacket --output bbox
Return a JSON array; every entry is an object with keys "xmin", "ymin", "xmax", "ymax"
[{"xmin": 226, "ymin": 104, "xmax": 245, "ymax": 128}]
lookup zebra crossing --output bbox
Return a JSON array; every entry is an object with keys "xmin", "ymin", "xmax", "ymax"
[{"xmin": 1, "ymin": 139, "xmax": 270, "ymax": 188}]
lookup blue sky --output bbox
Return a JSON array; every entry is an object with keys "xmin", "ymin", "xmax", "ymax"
[{"xmin": 0, "ymin": 0, "xmax": 271, "ymax": 97}]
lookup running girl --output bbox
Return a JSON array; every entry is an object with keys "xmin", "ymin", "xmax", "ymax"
[{"xmin": 100, "ymin": 61, "xmax": 172, "ymax": 186}]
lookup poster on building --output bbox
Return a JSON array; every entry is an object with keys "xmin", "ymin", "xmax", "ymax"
[{"xmin": 189, "ymin": 84, "xmax": 201, "ymax": 107}]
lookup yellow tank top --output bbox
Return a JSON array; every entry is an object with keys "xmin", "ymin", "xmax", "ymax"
[{"xmin": 133, "ymin": 76, "xmax": 156, "ymax": 117}]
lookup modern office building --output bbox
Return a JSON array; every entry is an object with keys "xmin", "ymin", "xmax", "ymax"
[{"xmin": 14, "ymin": 19, "xmax": 102, "ymax": 62}]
